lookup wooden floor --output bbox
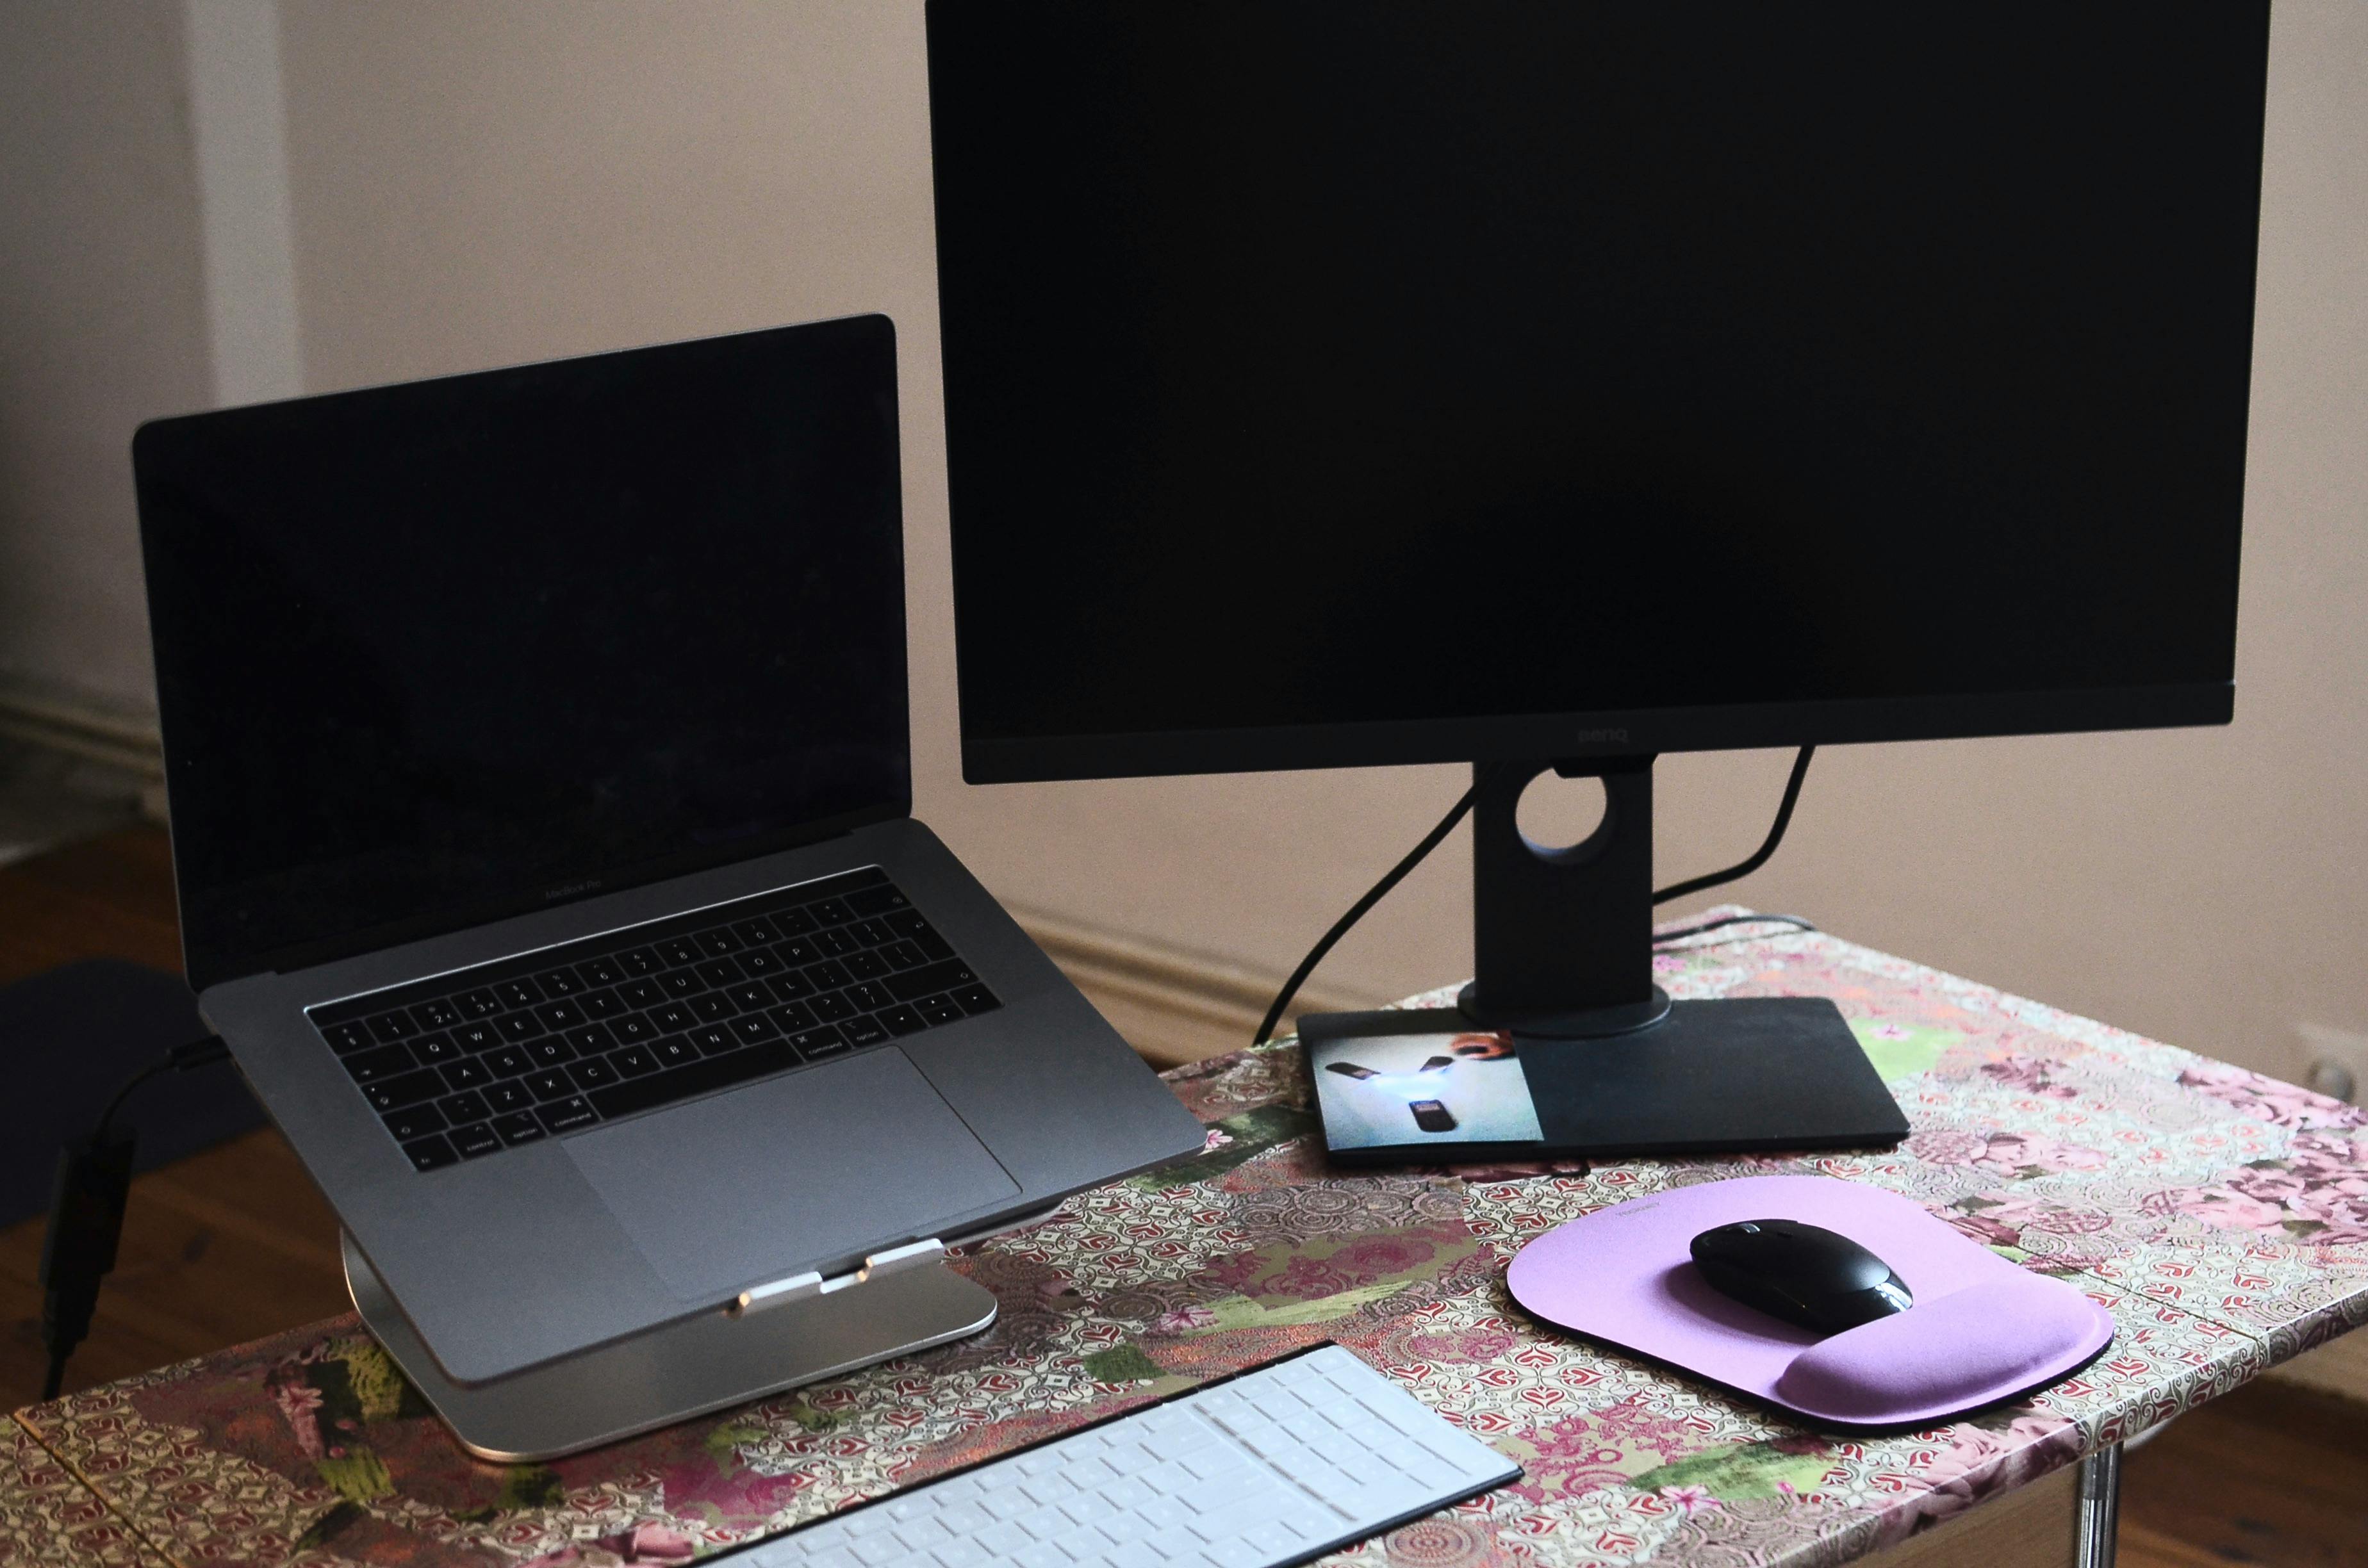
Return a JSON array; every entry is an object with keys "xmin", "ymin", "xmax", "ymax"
[{"xmin": 3, "ymin": 826, "xmax": 2364, "ymax": 1567}]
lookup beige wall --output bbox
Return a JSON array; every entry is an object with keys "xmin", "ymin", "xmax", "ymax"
[
  {"xmin": 0, "ymin": 0, "xmax": 212, "ymax": 710},
  {"xmin": 17, "ymin": 2, "xmax": 2368, "ymax": 1083}
]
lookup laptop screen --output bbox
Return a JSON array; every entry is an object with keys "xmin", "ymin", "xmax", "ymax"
[{"xmin": 135, "ymin": 316, "xmax": 909, "ymax": 992}]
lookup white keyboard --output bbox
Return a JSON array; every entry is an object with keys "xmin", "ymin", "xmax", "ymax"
[{"xmin": 728, "ymin": 1344, "xmax": 1518, "ymax": 1567}]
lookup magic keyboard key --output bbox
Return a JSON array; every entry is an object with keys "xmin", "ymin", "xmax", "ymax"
[
  {"xmin": 495, "ymin": 978, "xmax": 544, "ymax": 1008},
  {"xmin": 888, "ymin": 960, "xmax": 978, "ymax": 1002},
  {"xmin": 450, "ymin": 1122, "xmax": 502, "ymax": 1159},
  {"xmin": 841, "ymin": 1015, "xmax": 889, "ymax": 1048},
  {"xmin": 412, "ymin": 997, "xmax": 461, "ymax": 1029},
  {"xmin": 438, "ymin": 1090, "xmax": 489, "ymax": 1125},
  {"xmin": 492, "ymin": 1112, "xmax": 545, "ymax": 1147},
  {"xmin": 484, "ymin": 1044, "xmax": 534, "ymax": 1079},
  {"xmin": 535, "ymin": 967, "xmax": 584, "ymax": 996},
  {"xmin": 567, "ymin": 1057, "xmax": 619, "ymax": 1091},
  {"xmin": 381, "ymin": 1103, "xmax": 447, "ymax": 1142},
  {"xmin": 575, "ymin": 955, "xmax": 625, "ymax": 987},
  {"xmin": 365, "ymin": 1070, "xmax": 445, "ymax": 1112},
  {"xmin": 789, "ymin": 1025, "xmax": 847, "ymax": 1058},
  {"xmin": 402, "ymin": 1134, "xmax": 459, "ymax": 1172},
  {"xmin": 536, "ymin": 1097, "xmax": 600, "ymax": 1134},
  {"xmin": 951, "ymin": 984, "xmax": 1002, "ymax": 1016},
  {"xmin": 439, "ymin": 1057, "xmax": 492, "ymax": 1091},
  {"xmin": 451, "ymin": 1020, "xmax": 503, "ymax": 1054},
  {"xmin": 343, "ymin": 1041, "xmax": 417, "ymax": 1084},
  {"xmin": 320, "ymin": 1020, "xmax": 377, "ymax": 1054},
  {"xmin": 456, "ymin": 988, "xmax": 502, "ymax": 1018},
  {"xmin": 485, "ymin": 1081, "xmax": 536, "ymax": 1115},
  {"xmin": 411, "ymin": 1032, "xmax": 461, "ymax": 1066}
]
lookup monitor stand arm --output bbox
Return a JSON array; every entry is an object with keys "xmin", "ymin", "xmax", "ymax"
[{"xmin": 1458, "ymin": 756, "xmax": 1673, "ymax": 1038}]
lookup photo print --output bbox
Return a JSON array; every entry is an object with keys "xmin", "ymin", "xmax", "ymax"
[{"xmin": 1307, "ymin": 1028, "xmax": 1543, "ymax": 1154}]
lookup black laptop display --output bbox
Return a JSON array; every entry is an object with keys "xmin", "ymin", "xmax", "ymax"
[{"xmin": 134, "ymin": 315, "xmax": 909, "ymax": 992}]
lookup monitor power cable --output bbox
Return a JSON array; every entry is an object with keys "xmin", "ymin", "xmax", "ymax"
[
  {"xmin": 40, "ymin": 1034, "xmax": 231, "ymax": 1401},
  {"xmin": 1252, "ymin": 746, "xmax": 1820, "ymax": 1046}
]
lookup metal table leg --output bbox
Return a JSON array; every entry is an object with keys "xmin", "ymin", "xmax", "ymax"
[{"xmin": 2075, "ymin": 1442, "xmax": 2123, "ymax": 1568}]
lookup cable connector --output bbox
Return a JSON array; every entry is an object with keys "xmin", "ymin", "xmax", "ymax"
[
  {"xmin": 37, "ymin": 1033, "xmax": 229, "ymax": 1400},
  {"xmin": 39, "ymin": 1129, "xmax": 135, "ymax": 1400}
]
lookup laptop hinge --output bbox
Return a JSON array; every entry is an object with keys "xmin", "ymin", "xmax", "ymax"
[{"xmin": 728, "ymin": 1236, "xmax": 946, "ymax": 1317}]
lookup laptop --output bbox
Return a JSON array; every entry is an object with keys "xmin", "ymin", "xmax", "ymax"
[{"xmin": 131, "ymin": 314, "xmax": 1205, "ymax": 1385}]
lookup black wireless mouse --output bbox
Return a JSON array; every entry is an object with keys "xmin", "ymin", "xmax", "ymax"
[{"xmin": 1689, "ymin": 1218, "xmax": 1914, "ymax": 1334}]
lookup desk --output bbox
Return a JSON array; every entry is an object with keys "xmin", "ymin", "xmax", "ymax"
[{"xmin": 7, "ymin": 919, "xmax": 2364, "ymax": 1567}]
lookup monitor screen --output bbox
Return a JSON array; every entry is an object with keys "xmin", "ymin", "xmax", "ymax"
[
  {"xmin": 135, "ymin": 316, "xmax": 909, "ymax": 990},
  {"xmin": 926, "ymin": 2, "xmax": 2267, "ymax": 781}
]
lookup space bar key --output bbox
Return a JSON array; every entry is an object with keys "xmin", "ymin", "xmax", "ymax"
[{"xmin": 589, "ymin": 1041, "xmax": 802, "ymax": 1121}]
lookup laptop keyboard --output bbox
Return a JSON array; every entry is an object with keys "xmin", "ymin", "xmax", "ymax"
[{"xmin": 306, "ymin": 867, "xmax": 1000, "ymax": 1173}]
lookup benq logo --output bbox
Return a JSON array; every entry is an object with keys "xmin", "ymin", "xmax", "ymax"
[
  {"xmin": 543, "ymin": 879, "xmax": 602, "ymax": 901},
  {"xmin": 1572, "ymin": 728, "xmax": 1630, "ymax": 745}
]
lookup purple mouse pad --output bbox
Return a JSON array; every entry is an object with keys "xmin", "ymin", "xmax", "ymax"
[{"xmin": 1506, "ymin": 1175, "xmax": 2114, "ymax": 1427}]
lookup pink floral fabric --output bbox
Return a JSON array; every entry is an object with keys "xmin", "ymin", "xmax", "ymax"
[{"xmin": 8, "ymin": 912, "xmax": 2365, "ymax": 1567}]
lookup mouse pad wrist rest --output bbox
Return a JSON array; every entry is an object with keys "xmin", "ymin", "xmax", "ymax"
[{"xmin": 1506, "ymin": 1175, "xmax": 2114, "ymax": 1428}]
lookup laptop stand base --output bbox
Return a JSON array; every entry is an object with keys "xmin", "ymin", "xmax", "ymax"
[{"xmin": 342, "ymin": 1230, "xmax": 999, "ymax": 1463}]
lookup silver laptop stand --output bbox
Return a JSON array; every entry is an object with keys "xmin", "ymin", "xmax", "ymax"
[{"xmin": 343, "ymin": 1230, "xmax": 999, "ymax": 1462}]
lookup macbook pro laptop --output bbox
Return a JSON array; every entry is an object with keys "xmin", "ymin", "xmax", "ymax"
[{"xmin": 131, "ymin": 314, "xmax": 1204, "ymax": 1385}]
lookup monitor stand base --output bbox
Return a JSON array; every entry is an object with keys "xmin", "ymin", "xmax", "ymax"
[
  {"xmin": 1454, "ymin": 981, "xmax": 1672, "ymax": 1039},
  {"xmin": 1304, "ymin": 995, "xmax": 1907, "ymax": 1160},
  {"xmin": 341, "ymin": 1230, "xmax": 998, "ymax": 1463}
]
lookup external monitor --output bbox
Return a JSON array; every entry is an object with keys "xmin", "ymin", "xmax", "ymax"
[{"xmin": 923, "ymin": 3, "xmax": 2268, "ymax": 1149}]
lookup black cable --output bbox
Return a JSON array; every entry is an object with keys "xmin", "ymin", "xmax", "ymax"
[
  {"xmin": 1652, "ymin": 912, "xmax": 1819, "ymax": 945},
  {"xmin": 39, "ymin": 1034, "xmax": 229, "ymax": 1401},
  {"xmin": 1650, "ymin": 746, "xmax": 1815, "ymax": 906},
  {"xmin": 1254, "ymin": 746, "xmax": 1819, "ymax": 1047},
  {"xmin": 1253, "ymin": 767, "xmax": 1498, "ymax": 1047}
]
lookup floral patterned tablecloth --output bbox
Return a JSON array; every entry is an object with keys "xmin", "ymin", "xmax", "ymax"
[{"xmin": 8, "ymin": 915, "xmax": 2365, "ymax": 1568}]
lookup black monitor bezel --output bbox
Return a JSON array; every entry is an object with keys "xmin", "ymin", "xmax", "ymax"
[{"xmin": 959, "ymin": 682, "xmax": 2232, "ymax": 785}]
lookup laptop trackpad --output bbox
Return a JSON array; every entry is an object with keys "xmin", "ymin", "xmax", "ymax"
[{"xmin": 565, "ymin": 1047, "xmax": 1021, "ymax": 1302}]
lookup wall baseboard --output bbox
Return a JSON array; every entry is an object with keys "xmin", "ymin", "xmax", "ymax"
[{"xmin": 0, "ymin": 682, "xmax": 165, "ymax": 782}]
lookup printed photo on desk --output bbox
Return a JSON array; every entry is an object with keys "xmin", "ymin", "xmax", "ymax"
[{"xmin": 1306, "ymin": 1022, "xmax": 1543, "ymax": 1161}]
